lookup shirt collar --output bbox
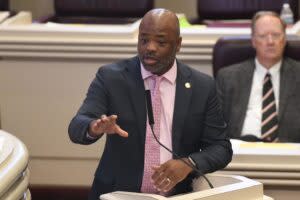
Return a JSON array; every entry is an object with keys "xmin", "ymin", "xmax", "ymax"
[
  {"xmin": 255, "ymin": 58, "xmax": 282, "ymax": 77},
  {"xmin": 140, "ymin": 60, "xmax": 177, "ymax": 84}
]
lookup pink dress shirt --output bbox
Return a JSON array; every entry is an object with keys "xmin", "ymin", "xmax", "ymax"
[{"xmin": 141, "ymin": 61, "xmax": 177, "ymax": 164}]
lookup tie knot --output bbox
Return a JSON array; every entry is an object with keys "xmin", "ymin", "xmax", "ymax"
[
  {"xmin": 152, "ymin": 76, "xmax": 162, "ymax": 89},
  {"xmin": 265, "ymin": 73, "xmax": 271, "ymax": 79},
  {"xmin": 264, "ymin": 73, "xmax": 272, "ymax": 84},
  {"xmin": 153, "ymin": 75, "xmax": 162, "ymax": 82}
]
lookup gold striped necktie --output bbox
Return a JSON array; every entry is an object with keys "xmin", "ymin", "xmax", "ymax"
[{"xmin": 261, "ymin": 73, "xmax": 279, "ymax": 142}]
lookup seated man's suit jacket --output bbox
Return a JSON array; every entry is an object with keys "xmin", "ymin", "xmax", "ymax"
[
  {"xmin": 216, "ymin": 57, "xmax": 300, "ymax": 142},
  {"xmin": 68, "ymin": 56, "xmax": 232, "ymax": 196}
]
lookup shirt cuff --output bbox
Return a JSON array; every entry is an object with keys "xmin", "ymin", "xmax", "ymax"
[
  {"xmin": 86, "ymin": 131, "xmax": 98, "ymax": 140},
  {"xmin": 188, "ymin": 156, "xmax": 197, "ymax": 167}
]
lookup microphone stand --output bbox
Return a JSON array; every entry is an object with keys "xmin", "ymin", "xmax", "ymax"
[{"xmin": 145, "ymin": 90, "xmax": 214, "ymax": 189}]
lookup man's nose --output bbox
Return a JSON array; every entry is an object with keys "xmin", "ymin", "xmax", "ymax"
[
  {"xmin": 266, "ymin": 35, "xmax": 275, "ymax": 43},
  {"xmin": 146, "ymin": 41, "xmax": 157, "ymax": 51},
  {"xmin": 267, "ymin": 34, "xmax": 278, "ymax": 43}
]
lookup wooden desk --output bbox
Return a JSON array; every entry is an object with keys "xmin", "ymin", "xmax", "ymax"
[
  {"xmin": 101, "ymin": 174, "xmax": 272, "ymax": 200},
  {"xmin": 0, "ymin": 130, "xmax": 31, "ymax": 199},
  {"xmin": 218, "ymin": 140, "xmax": 300, "ymax": 200}
]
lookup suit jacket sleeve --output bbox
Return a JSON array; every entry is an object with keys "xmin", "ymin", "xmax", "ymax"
[
  {"xmin": 215, "ymin": 69, "xmax": 229, "ymax": 123},
  {"xmin": 68, "ymin": 66, "xmax": 109, "ymax": 145},
  {"xmin": 190, "ymin": 79, "xmax": 232, "ymax": 174}
]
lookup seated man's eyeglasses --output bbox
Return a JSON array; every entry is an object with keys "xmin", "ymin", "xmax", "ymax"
[{"xmin": 254, "ymin": 33, "xmax": 284, "ymax": 41}]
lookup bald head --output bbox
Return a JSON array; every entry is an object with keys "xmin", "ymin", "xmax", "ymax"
[
  {"xmin": 140, "ymin": 8, "xmax": 180, "ymax": 37},
  {"xmin": 251, "ymin": 11, "xmax": 286, "ymax": 36}
]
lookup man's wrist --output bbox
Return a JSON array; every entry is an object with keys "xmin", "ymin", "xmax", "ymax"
[
  {"xmin": 179, "ymin": 157, "xmax": 193, "ymax": 175},
  {"xmin": 88, "ymin": 120, "xmax": 104, "ymax": 137},
  {"xmin": 86, "ymin": 131, "xmax": 99, "ymax": 140},
  {"xmin": 188, "ymin": 156, "xmax": 196, "ymax": 167},
  {"xmin": 187, "ymin": 156, "xmax": 200, "ymax": 177}
]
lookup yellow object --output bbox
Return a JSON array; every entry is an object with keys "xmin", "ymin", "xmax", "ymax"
[
  {"xmin": 178, "ymin": 14, "xmax": 206, "ymax": 29},
  {"xmin": 240, "ymin": 142, "xmax": 299, "ymax": 149}
]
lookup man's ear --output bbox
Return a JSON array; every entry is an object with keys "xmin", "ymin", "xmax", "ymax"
[
  {"xmin": 251, "ymin": 36, "xmax": 257, "ymax": 50},
  {"xmin": 283, "ymin": 35, "xmax": 287, "ymax": 47},
  {"xmin": 176, "ymin": 37, "xmax": 182, "ymax": 52}
]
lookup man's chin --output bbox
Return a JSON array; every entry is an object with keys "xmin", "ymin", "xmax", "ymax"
[
  {"xmin": 266, "ymin": 54, "xmax": 281, "ymax": 60},
  {"xmin": 144, "ymin": 65, "xmax": 157, "ymax": 73}
]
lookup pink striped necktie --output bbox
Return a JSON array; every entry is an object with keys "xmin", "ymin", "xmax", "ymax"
[{"xmin": 141, "ymin": 76, "xmax": 162, "ymax": 193}]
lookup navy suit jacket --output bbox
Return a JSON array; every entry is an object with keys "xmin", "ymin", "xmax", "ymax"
[{"xmin": 68, "ymin": 56, "xmax": 232, "ymax": 196}]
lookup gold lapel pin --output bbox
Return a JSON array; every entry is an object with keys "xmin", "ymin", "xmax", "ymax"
[{"xmin": 185, "ymin": 82, "xmax": 191, "ymax": 88}]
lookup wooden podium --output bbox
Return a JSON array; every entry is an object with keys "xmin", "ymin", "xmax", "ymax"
[
  {"xmin": 218, "ymin": 139, "xmax": 300, "ymax": 200},
  {"xmin": 0, "ymin": 130, "xmax": 31, "ymax": 200},
  {"xmin": 100, "ymin": 174, "xmax": 272, "ymax": 200}
]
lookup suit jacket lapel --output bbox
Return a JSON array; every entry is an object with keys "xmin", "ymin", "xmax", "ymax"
[
  {"xmin": 122, "ymin": 56, "xmax": 147, "ymax": 147},
  {"xmin": 279, "ymin": 58, "xmax": 295, "ymax": 121},
  {"xmin": 172, "ymin": 62, "xmax": 192, "ymax": 154},
  {"xmin": 232, "ymin": 60, "xmax": 255, "ymax": 137}
]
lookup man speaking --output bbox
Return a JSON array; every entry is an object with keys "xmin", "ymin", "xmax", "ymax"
[{"xmin": 68, "ymin": 8, "xmax": 232, "ymax": 200}]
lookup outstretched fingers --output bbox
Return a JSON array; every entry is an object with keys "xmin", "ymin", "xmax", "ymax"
[{"xmin": 100, "ymin": 115, "xmax": 128, "ymax": 137}]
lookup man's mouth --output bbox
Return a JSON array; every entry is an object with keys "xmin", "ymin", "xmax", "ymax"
[
  {"xmin": 143, "ymin": 56, "xmax": 158, "ymax": 65},
  {"xmin": 266, "ymin": 48, "xmax": 276, "ymax": 53}
]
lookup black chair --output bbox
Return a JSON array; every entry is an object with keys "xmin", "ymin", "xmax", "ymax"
[
  {"xmin": 212, "ymin": 36, "xmax": 300, "ymax": 77},
  {"xmin": 39, "ymin": 0, "xmax": 154, "ymax": 24},
  {"xmin": 0, "ymin": 0, "xmax": 8, "ymax": 10},
  {"xmin": 191, "ymin": 0, "xmax": 299, "ymax": 27}
]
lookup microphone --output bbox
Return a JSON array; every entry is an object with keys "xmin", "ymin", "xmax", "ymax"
[
  {"xmin": 145, "ymin": 90, "xmax": 154, "ymax": 126},
  {"xmin": 145, "ymin": 90, "xmax": 214, "ymax": 189}
]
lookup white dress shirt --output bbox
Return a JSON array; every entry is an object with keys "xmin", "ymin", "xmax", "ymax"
[{"xmin": 241, "ymin": 58, "xmax": 281, "ymax": 137}]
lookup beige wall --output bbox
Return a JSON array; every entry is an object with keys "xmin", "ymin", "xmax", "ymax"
[
  {"xmin": 9, "ymin": 0, "xmax": 197, "ymax": 20},
  {"xmin": 155, "ymin": 0, "xmax": 197, "ymax": 18},
  {"xmin": 10, "ymin": 0, "xmax": 54, "ymax": 20},
  {"xmin": 10, "ymin": 0, "xmax": 300, "ymax": 21}
]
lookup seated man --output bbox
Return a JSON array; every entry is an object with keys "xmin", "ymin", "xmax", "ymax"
[{"xmin": 216, "ymin": 11, "xmax": 300, "ymax": 142}]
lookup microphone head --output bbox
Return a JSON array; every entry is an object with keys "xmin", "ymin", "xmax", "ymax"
[{"xmin": 145, "ymin": 90, "xmax": 154, "ymax": 125}]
